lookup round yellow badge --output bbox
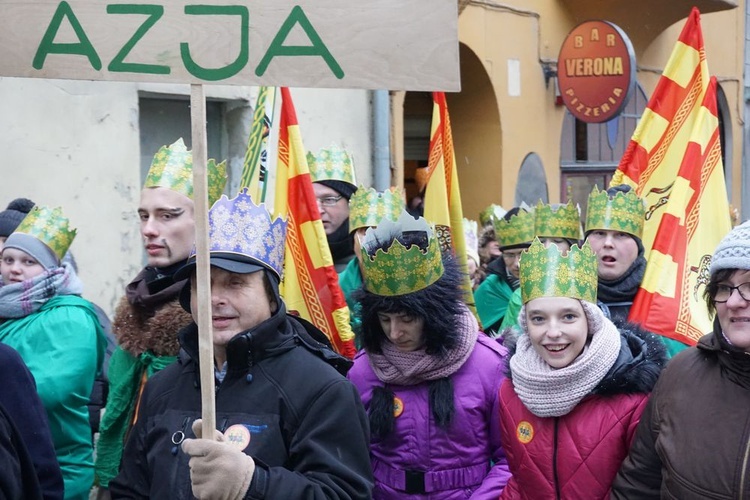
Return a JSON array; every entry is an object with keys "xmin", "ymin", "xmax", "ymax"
[
  {"xmin": 517, "ymin": 421, "xmax": 534, "ymax": 444},
  {"xmin": 223, "ymin": 424, "xmax": 251, "ymax": 451},
  {"xmin": 393, "ymin": 396, "xmax": 404, "ymax": 418}
]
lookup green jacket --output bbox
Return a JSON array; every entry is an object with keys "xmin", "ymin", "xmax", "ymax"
[
  {"xmin": 0, "ymin": 295, "xmax": 105, "ymax": 500},
  {"xmin": 338, "ymin": 258, "xmax": 363, "ymax": 348}
]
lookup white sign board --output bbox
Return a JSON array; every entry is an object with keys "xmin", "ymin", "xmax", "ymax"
[{"xmin": 0, "ymin": 0, "xmax": 460, "ymax": 91}]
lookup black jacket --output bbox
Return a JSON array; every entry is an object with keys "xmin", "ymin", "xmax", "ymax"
[{"xmin": 109, "ymin": 304, "xmax": 373, "ymax": 499}]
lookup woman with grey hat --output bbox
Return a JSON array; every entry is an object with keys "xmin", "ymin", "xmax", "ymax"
[{"xmin": 612, "ymin": 219, "xmax": 750, "ymax": 498}]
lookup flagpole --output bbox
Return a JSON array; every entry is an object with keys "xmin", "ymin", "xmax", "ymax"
[{"xmin": 190, "ymin": 84, "xmax": 217, "ymax": 438}]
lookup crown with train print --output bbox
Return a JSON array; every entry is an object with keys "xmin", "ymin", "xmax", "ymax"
[
  {"xmin": 14, "ymin": 205, "xmax": 77, "ymax": 260},
  {"xmin": 493, "ymin": 206, "xmax": 535, "ymax": 249},
  {"xmin": 534, "ymin": 200, "xmax": 582, "ymax": 241},
  {"xmin": 361, "ymin": 211, "xmax": 444, "ymax": 297},
  {"xmin": 349, "ymin": 186, "xmax": 406, "ymax": 233},
  {"xmin": 520, "ymin": 238, "xmax": 598, "ymax": 304},
  {"xmin": 306, "ymin": 144, "xmax": 357, "ymax": 187},
  {"xmin": 479, "ymin": 204, "xmax": 506, "ymax": 227},
  {"xmin": 585, "ymin": 185, "xmax": 644, "ymax": 238},
  {"xmin": 190, "ymin": 188, "xmax": 287, "ymax": 280},
  {"xmin": 143, "ymin": 138, "xmax": 228, "ymax": 205}
]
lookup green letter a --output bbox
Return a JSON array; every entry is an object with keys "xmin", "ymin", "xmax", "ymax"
[{"xmin": 33, "ymin": 1, "xmax": 102, "ymax": 70}]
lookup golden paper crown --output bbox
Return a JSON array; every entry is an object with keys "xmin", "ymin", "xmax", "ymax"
[
  {"xmin": 534, "ymin": 200, "xmax": 582, "ymax": 241},
  {"xmin": 520, "ymin": 239, "xmax": 598, "ymax": 304},
  {"xmin": 14, "ymin": 206, "xmax": 77, "ymax": 260},
  {"xmin": 144, "ymin": 138, "xmax": 228, "ymax": 205},
  {"xmin": 585, "ymin": 186, "xmax": 644, "ymax": 238},
  {"xmin": 493, "ymin": 208, "xmax": 535, "ymax": 248},
  {"xmin": 361, "ymin": 212, "xmax": 444, "ymax": 296},
  {"xmin": 307, "ymin": 144, "xmax": 357, "ymax": 187},
  {"xmin": 349, "ymin": 186, "xmax": 406, "ymax": 232},
  {"xmin": 479, "ymin": 204, "xmax": 506, "ymax": 227}
]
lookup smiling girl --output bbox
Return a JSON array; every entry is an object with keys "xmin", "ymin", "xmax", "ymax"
[{"xmin": 498, "ymin": 239, "xmax": 666, "ymax": 499}]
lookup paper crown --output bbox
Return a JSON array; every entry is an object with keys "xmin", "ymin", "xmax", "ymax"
[
  {"xmin": 192, "ymin": 188, "xmax": 287, "ymax": 279},
  {"xmin": 534, "ymin": 200, "xmax": 582, "ymax": 241},
  {"xmin": 14, "ymin": 206, "xmax": 77, "ymax": 260},
  {"xmin": 349, "ymin": 186, "xmax": 406, "ymax": 232},
  {"xmin": 493, "ymin": 208, "xmax": 535, "ymax": 249},
  {"xmin": 307, "ymin": 144, "xmax": 357, "ymax": 187},
  {"xmin": 144, "ymin": 138, "xmax": 228, "ymax": 205},
  {"xmin": 585, "ymin": 186, "xmax": 644, "ymax": 238},
  {"xmin": 361, "ymin": 211, "xmax": 444, "ymax": 296},
  {"xmin": 463, "ymin": 218, "xmax": 480, "ymax": 263},
  {"xmin": 479, "ymin": 204, "xmax": 506, "ymax": 227},
  {"xmin": 520, "ymin": 238, "xmax": 598, "ymax": 304}
]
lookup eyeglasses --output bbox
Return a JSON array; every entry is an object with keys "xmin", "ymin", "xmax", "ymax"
[
  {"xmin": 316, "ymin": 195, "xmax": 343, "ymax": 207},
  {"xmin": 713, "ymin": 282, "xmax": 750, "ymax": 303}
]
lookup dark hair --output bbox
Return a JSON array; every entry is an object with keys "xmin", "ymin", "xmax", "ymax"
[{"xmin": 704, "ymin": 268, "xmax": 735, "ymax": 315}]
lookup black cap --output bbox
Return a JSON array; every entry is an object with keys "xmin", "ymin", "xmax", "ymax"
[
  {"xmin": 174, "ymin": 252, "xmax": 268, "ymax": 282},
  {"xmin": 315, "ymin": 180, "xmax": 357, "ymax": 200}
]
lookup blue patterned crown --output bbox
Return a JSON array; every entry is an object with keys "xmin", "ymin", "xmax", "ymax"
[{"xmin": 193, "ymin": 188, "xmax": 287, "ymax": 279}]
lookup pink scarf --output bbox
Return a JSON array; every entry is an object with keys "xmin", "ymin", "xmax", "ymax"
[{"xmin": 367, "ymin": 307, "xmax": 478, "ymax": 385}]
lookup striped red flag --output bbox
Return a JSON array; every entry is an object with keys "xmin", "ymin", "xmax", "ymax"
[
  {"xmin": 611, "ymin": 8, "xmax": 731, "ymax": 345},
  {"xmin": 274, "ymin": 87, "xmax": 356, "ymax": 358}
]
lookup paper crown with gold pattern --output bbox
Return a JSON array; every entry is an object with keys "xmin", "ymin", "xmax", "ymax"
[
  {"xmin": 307, "ymin": 144, "xmax": 357, "ymax": 187},
  {"xmin": 479, "ymin": 204, "xmax": 506, "ymax": 227},
  {"xmin": 463, "ymin": 218, "xmax": 480, "ymax": 264},
  {"xmin": 361, "ymin": 211, "xmax": 444, "ymax": 296},
  {"xmin": 143, "ymin": 138, "xmax": 228, "ymax": 205},
  {"xmin": 191, "ymin": 188, "xmax": 287, "ymax": 279},
  {"xmin": 534, "ymin": 200, "xmax": 582, "ymax": 241},
  {"xmin": 493, "ymin": 207, "xmax": 535, "ymax": 249},
  {"xmin": 520, "ymin": 238, "xmax": 598, "ymax": 304},
  {"xmin": 349, "ymin": 186, "xmax": 406, "ymax": 233},
  {"xmin": 585, "ymin": 186, "xmax": 644, "ymax": 239},
  {"xmin": 14, "ymin": 206, "xmax": 77, "ymax": 260}
]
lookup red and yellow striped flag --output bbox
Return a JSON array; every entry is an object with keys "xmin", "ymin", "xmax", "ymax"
[
  {"xmin": 611, "ymin": 8, "xmax": 731, "ymax": 345},
  {"xmin": 273, "ymin": 87, "xmax": 356, "ymax": 358},
  {"xmin": 420, "ymin": 92, "xmax": 476, "ymax": 316}
]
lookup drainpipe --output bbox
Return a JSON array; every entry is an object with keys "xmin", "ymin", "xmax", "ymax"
[{"xmin": 372, "ymin": 90, "xmax": 391, "ymax": 190}]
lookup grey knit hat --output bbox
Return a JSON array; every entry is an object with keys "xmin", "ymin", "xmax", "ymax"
[
  {"xmin": 710, "ymin": 220, "xmax": 750, "ymax": 274},
  {"xmin": 0, "ymin": 198, "xmax": 34, "ymax": 238}
]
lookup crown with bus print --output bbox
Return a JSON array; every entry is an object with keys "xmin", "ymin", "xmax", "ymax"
[
  {"xmin": 520, "ymin": 238, "xmax": 598, "ymax": 304},
  {"xmin": 189, "ymin": 188, "xmax": 287, "ymax": 280},
  {"xmin": 143, "ymin": 138, "xmax": 227, "ymax": 205},
  {"xmin": 534, "ymin": 200, "xmax": 582, "ymax": 241},
  {"xmin": 14, "ymin": 205, "xmax": 76, "ymax": 260},
  {"xmin": 306, "ymin": 144, "xmax": 357, "ymax": 187},
  {"xmin": 493, "ymin": 207, "xmax": 535, "ymax": 249},
  {"xmin": 585, "ymin": 185, "xmax": 644, "ymax": 238},
  {"xmin": 361, "ymin": 211, "xmax": 444, "ymax": 297},
  {"xmin": 349, "ymin": 186, "xmax": 406, "ymax": 233}
]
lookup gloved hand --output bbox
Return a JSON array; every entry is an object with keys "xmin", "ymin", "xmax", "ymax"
[{"xmin": 182, "ymin": 419, "xmax": 255, "ymax": 500}]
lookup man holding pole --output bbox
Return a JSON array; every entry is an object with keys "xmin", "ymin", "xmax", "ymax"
[{"xmin": 109, "ymin": 189, "xmax": 373, "ymax": 499}]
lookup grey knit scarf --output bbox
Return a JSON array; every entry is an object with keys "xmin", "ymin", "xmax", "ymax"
[
  {"xmin": 0, "ymin": 263, "xmax": 83, "ymax": 318},
  {"xmin": 510, "ymin": 301, "xmax": 621, "ymax": 417}
]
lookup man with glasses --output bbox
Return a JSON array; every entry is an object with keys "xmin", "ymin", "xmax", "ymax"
[
  {"xmin": 475, "ymin": 206, "xmax": 534, "ymax": 335},
  {"xmin": 307, "ymin": 145, "xmax": 358, "ymax": 273}
]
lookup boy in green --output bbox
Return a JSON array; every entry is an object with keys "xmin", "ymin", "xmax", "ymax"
[{"xmin": 0, "ymin": 205, "xmax": 106, "ymax": 499}]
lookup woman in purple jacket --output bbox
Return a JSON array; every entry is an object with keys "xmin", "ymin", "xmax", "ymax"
[{"xmin": 347, "ymin": 212, "xmax": 511, "ymax": 499}]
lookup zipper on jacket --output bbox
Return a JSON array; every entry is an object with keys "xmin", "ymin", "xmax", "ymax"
[
  {"xmin": 740, "ymin": 433, "xmax": 750, "ymax": 500},
  {"xmin": 553, "ymin": 418, "xmax": 561, "ymax": 500}
]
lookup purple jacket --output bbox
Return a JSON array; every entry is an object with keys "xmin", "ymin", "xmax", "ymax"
[{"xmin": 348, "ymin": 333, "xmax": 511, "ymax": 499}]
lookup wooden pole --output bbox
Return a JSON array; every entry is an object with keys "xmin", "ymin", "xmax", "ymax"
[{"xmin": 190, "ymin": 84, "xmax": 217, "ymax": 438}]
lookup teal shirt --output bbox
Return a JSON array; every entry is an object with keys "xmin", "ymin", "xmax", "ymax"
[
  {"xmin": 0, "ymin": 295, "xmax": 106, "ymax": 500},
  {"xmin": 474, "ymin": 274, "xmax": 514, "ymax": 331}
]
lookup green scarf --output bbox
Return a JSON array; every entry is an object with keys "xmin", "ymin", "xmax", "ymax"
[
  {"xmin": 94, "ymin": 347, "xmax": 176, "ymax": 487},
  {"xmin": 338, "ymin": 258, "xmax": 363, "ymax": 348},
  {"xmin": 474, "ymin": 274, "xmax": 514, "ymax": 332}
]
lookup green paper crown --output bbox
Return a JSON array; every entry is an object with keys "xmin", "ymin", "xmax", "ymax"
[
  {"xmin": 520, "ymin": 238, "xmax": 598, "ymax": 304},
  {"xmin": 361, "ymin": 211, "xmax": 444, "ymax": 296},
  {"xmin": 479, "ymin": 204, "xmax": 506, "ymax": 227},
  {"xmin": 349, "ymin": 186, "xmax": 406, "ymax": 232},
  {"xmin": 585, "ymin": 186, "xmax": 644, "ymax": 238},
  {"xmin": 493, "ymin": 208, "xmax": 535, "ymax": 248},
  {"xmin": 14, "ymin": 206, "xmax": 77, "ymax": 260},
  {"xmin": 534, "ymin": 200, "xmax": 582, "ymax": 241},
  {"xmin": 144, "ymin": 138, "xmax": 228, "ymax": 205},
  {"xmin": 307, "ymin": 144, "xmax": 357, "ymax": 187}
]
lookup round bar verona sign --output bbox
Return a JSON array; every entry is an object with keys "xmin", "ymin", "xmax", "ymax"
[{"xmin": 557, "ymin": 20, "xmax": 635, "ymax": 123}]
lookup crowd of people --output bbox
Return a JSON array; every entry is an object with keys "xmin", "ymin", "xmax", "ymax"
[{"xmin": 1, "ymin": 138, "xmax": 749, "ymax": 499}]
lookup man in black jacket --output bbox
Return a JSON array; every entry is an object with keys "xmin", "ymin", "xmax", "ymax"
[{"xmin": 109, "ymin": 189, "xmax": 373, "ymax": 500}]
